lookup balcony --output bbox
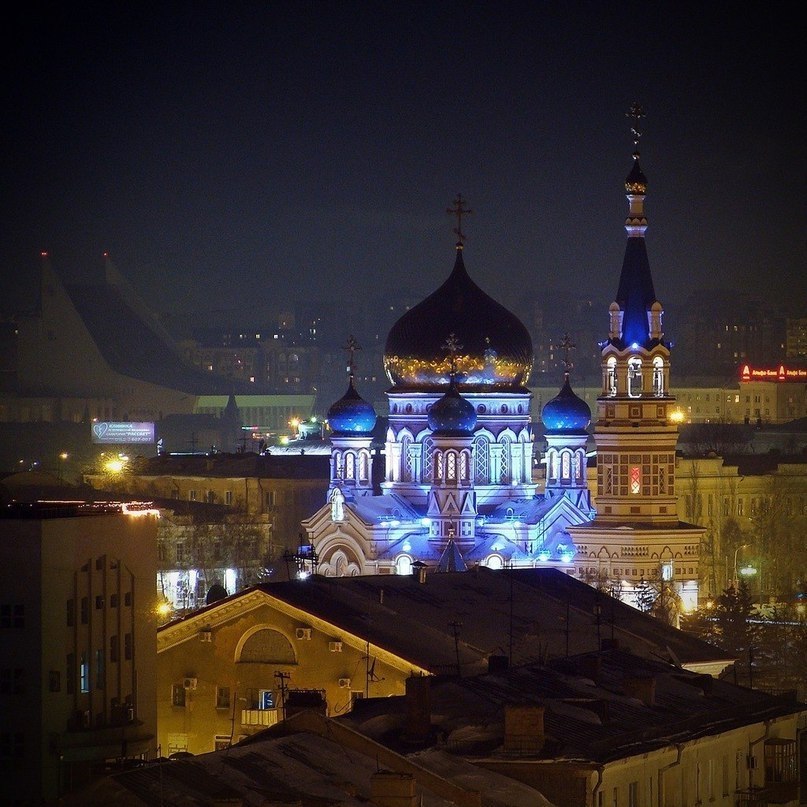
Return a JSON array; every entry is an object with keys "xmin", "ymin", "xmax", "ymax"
[{"xmin": 241, "ymin": 708, "xmax": 280, "ymax": 727}]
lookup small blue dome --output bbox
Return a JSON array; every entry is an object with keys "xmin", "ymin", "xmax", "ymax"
[
  {"xmin": 327, "ymin": 379, "xmax": 377, "ymax": 435},
  {"xmin": 428, "ymin": 381, "xmax": 477, "ymax": 434},
  {"xmin": 542, "ymin": 375, "xmax": 591, "ymax": 432}
]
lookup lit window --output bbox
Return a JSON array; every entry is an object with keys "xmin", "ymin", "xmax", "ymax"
[
  {"xmin": 628, "ymin": 357, "xmax": 643, "ymax": 397},
  {"xmin": 630, "ymin": 466, "xmax": 641, "ymax": 494}
]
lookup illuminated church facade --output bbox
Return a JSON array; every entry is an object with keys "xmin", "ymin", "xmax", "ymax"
[{"xmin": 302, "ymin": 116, "xmax": 703, "ymax": 611}]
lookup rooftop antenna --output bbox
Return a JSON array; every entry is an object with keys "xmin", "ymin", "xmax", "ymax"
[{"xmin": 446, "ymin": 193, "xmax": 472, "ymax": 244}]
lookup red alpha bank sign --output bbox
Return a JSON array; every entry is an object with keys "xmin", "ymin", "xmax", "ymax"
[{"xmin": 740, "ymin": 364, "xmax": 807, "ymax": 382}]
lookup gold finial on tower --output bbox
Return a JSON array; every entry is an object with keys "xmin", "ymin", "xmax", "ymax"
[{"xmin": 446, "ymin": 194, "xmax": 472, "ymax": 244}]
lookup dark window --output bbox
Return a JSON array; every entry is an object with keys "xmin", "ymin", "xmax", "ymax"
[
  {"xmin": 0, "ymin": 731, "xmax": 25, "ymax": 766},
  {"xmin": 80, "ymin": 597, "xmax": 89, "ymax": 624},
  {"xmin": 49, "ymin": 670, "xmax": 60, "ymax": 692},
  {"xmin": 110, "ymin": 635, "xmax": 119, "ymax": 663},
  {"xmin": 95, "ymin": 595, "xmax": 104, "ymax": 609},
  {"xmin": 0, "ymin": 669, "xmax": 24, "ymax": 695},
  {"xmin": 124, "ymin": 633, "xmax": 132, "ymax": 661},
  {"xmin": 171, "ymin": 684, "xmax": 186, "ymax": 707},
  {"xmin": 66, "ymin": 654, "xmax": 75, "ymax": 694},
  {"xmin": 95, "ymin": 650, "xmax": 104, "ymax": 689},
  {"xmin": 0, "ymin": 604, "xmax": 24, "ymax": 629},
  {"xmin": 66, "ymin": 599, "xmax": 74, "ymax": 627},
  {"xmin": 124, "ymin": 592, "xmax": 132, "ymax": 607},
  {"xmin": 110, "ymin": 593, "xmax": 118, "ymax": 608}
]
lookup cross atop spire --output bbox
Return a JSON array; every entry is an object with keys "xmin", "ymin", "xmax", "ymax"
[
  {"xmin": 446, "ymin": 193, "xmax": 472, "ymax": 244},
  {"xmin": 343, "ymin": 335, "xmax": 361, "ymax": 379},
  {"xmin": 626, "ymin": 101, "xmax": 645, "ymax": 152},
  {"xmin": 442, "ymin": 332, "xmax": 463, "ymax": 378},
  {"xmin": 559, "ymin": 332, "xmax": 576, "ymax": 374}
]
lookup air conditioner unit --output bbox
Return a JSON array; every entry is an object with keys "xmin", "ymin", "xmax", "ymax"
[
  {"xmin": 183, "ymin": 677, "xmax": 198, "ymax": 690},
  {"xmin": 328, "ymin": 641, "xmax": 343, "ymax": 653},
  {"xmin": 338, "ymin": 677, "xmax": 351, "ymax": 689},
  {"xmin": 199, "ymin": 629, "xmax": 213, "ymax": 642},
  {"xmin": 295, "ymin": 627, "xmax": 312, "ymax": 640}
]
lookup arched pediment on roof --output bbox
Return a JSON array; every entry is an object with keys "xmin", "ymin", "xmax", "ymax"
[{"xmin": 236, "ymin": 626, "xmax": 296, "ymax": 664}]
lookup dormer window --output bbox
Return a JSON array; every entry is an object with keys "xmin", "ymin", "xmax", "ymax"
[{"xmin": 628, "ymin": 357, "xmax": 643, "ymax": 398}]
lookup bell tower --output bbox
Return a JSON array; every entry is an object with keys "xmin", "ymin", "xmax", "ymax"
[{"xmin": 568, "ymin": 105, "xmax": 704, "ymax": 617}]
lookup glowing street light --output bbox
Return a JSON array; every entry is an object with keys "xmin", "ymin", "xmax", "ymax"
[{"xmin": 732, "ymin": 543, "xmax": 755, "ymax": 589}]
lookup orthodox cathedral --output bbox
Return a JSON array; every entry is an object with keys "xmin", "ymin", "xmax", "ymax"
[{"xmin": 302, "ymin": 112, "xmax": 704, "ymax": 611}]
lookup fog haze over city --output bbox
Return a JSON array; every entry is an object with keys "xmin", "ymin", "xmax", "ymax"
[{"xmin": 2, "ymin": 2, "xmax": 804, "ymax": 328}]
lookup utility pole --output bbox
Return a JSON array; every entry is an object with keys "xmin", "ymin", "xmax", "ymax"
[
  {"xmin": 449, "ymin": 621, "xmax": 462, "ymax": 677},
  {"xmin": 274, "ymin": 671, "xmax": 290, "ymax": 720}
]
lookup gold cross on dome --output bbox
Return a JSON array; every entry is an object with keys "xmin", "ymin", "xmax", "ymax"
[
  {"xmin": 442, "ymin": 332, "xmax": 463, "ymax": 378},
  {"xmin": 343, "ymin": 335, "xmax": 361, "ymax": 377},
  {"xmin": 626, "ymin": 101, "xmax": 645, "ymax": 149},
  {"xmin": 446, "ymin": 193, "xmax": 472, "ymax": 243},
  {"xmin": 559, "ymin": 332, "xmax": 576, "ymax": 372}
]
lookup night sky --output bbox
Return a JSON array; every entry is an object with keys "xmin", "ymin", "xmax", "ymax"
[{"xmin": 2, "ymin": 2, "xmax": 804, "ymax": 326}]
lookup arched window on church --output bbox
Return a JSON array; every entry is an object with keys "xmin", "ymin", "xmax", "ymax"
[
  {"xmin": 422, "ymin": 437, "xmax": 434, "ymax": 482},
  {"xmin": 401, "ymin": 435, "xmax": 413, "ymax": 482},
  {"xmin": 334, "ymin": 453, "xmax": 343, "ymax": 480},
  {"xmin": 573, "ymin": 451, "xmax": 582, "ymax": 481},
  {"xmin": 395, "ymin": 555, "xmax": 412, "ymax": 576},
  {"xmin": 652, "ymin": 356, "xmax": 664, "ymax": 397},
  {"xmin": 628, "ymin": 357, "xmax": 643, "ymax": 398},
  {"xmin": 606, "ymin": 356, "xmax": 617, "ymax": 397},
  {"xmin": 345, "ymin": 452, "xmax": 355, "ymax": 480},
  {"xmin": 460, "ymin": 451, "xmax": 469, "ymax": 483},
  {"xmin": 358, "ymin": 452, "xmax": 368, "ymax": 482},
  {"xmin": 561, "ymin": 451, "xmax": 571, "ymax": 481},
  {"xmin": 474, "ymin": 435, "xmax": 489, "ymax": 484},
  {"xmin": 435, "ymin": 451, "xmax": 444, "ymax": 483},
  {"xmin": 446, "ymin": 451, "xmax": 457, "ymax": 482},
  {"xmin": 500, "ymin": 436, "xmax": 512, "ymax": 483}
]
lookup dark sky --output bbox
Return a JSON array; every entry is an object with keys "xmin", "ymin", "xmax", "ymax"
[{"xmin": 2, "ymin": 2, "xmax": 804, "ymax": 324}]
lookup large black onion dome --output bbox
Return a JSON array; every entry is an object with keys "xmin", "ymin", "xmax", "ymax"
[
  {"xmin": 427, "ymin": 379, "xmax": 477, "ymax": 435},
  {"xmin": 384, "ymin": 245, "xmax": 533, "ymax": 389},
  {"xmin": 327, "ymin": 378, "xmax": 377, "ymax": 435},
  {"xmin": 542, "ymin": 375, "xmax": 591, "ymax": 433}
]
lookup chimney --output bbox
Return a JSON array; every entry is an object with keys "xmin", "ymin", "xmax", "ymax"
[
  {"xmin": 623, "ymin": 674, "xmax": 656, "ymax": 706},
  {"xmin": 412, "ymin": 560, "xmax": 427, "ymax": 583},
  {"xmin": 403, "ymin": 675, "xmax": 432, "ymax": 744},
  {"xmin": 370, "ymin": 771, "xmax": 418, "ymax": 807},
  {"xmin": 488, "ymin": 654, "xmax": 509, "ymax": 674},
  {"xmin": 504, "ymin": 703, "xmax": 545, "ymax": 755}
]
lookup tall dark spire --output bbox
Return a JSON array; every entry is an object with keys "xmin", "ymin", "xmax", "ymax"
[{"xmin": 613, "ymin": 102, "xmax": 658, "ymax": 348}]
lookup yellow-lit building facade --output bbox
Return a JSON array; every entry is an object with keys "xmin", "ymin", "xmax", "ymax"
[
  {"xmin": 0, "ymin": 504, "xmax": 159, "ymax": 803},
  {"xmin": 156, "ymin": 588, "xmax": 427, "ymax": 755}
]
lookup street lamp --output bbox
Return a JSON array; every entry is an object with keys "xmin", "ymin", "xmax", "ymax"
[{"xmin": 733, "ymin": 543, "xmax": 752, "ymax": 589}]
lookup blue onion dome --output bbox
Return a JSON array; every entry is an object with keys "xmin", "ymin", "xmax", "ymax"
[
  {"xmin": 327, "ymin": 377, "xmax": 377, "ymax": 435},
  {"xmin": 384, "ymin": 244, "xmax": 533, "ymax": 390},
  {"xmin": 542, "ymin": 374, "xmax": 591, "ymax": 433},
  {"xmin": 427, "ymin": 378, "xmax": 477, "ymax": 435}
]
